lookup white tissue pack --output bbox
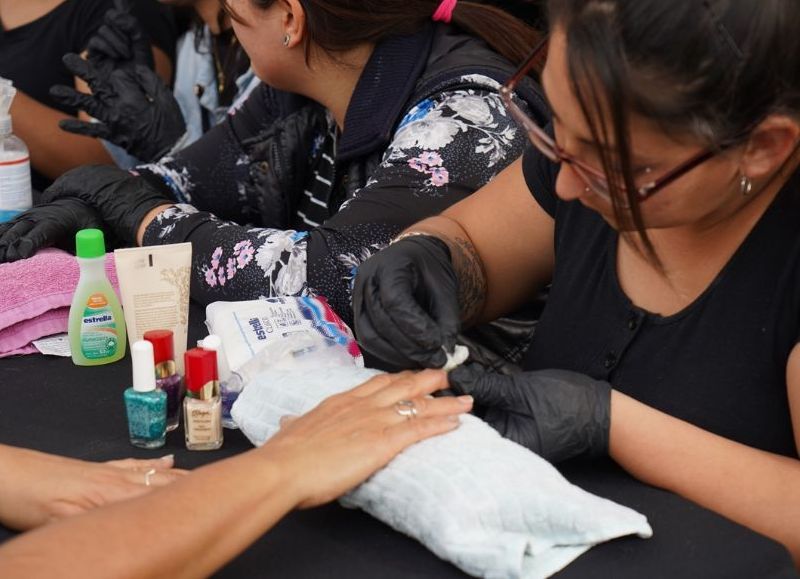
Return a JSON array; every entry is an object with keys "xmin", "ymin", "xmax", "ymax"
[
  {"xmin": 205, "ymin": 297, "xmax": 363, "ymax": 371},
  {"xmin": 231, "ymin": 334, "xmax": 653, "ymax": 579}
]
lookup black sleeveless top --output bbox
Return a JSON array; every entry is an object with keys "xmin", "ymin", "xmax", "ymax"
[{"xmin": 521, "ymin": 145, "xmax": 800, "ymax": 457}]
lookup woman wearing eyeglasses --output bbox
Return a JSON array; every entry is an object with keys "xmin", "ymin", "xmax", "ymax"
[{"xmin": 354, "ymin": 0, "xmax": 800, "ymax": 562}]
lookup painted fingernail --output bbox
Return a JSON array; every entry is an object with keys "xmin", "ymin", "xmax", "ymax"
[
  {"xmin": 458, "ymin": 395, "xmax": 473, "ymax": 406},
  {"xmin": 159, "ymin": 454, "xmax": 174, "ymax": 461}
]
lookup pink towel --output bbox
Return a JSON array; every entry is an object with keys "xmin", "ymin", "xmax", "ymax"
[
  {"xmin": 0, "ymin": 249, "xmax": 119, "ymax": 356},
  {"xmin": 0, "ymin": 307, "xmax": 69, "ymax": 355},
  {"xmin": 0, "ymin": 344, "xmax": 38, "ymax": 357}
]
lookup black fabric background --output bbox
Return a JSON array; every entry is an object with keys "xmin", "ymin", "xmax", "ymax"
[{"xmin": 0, "ymin": 303, "xmax": 795, "ymax": 578}]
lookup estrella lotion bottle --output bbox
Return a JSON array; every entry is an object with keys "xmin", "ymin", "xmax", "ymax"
[{"xmin": 69, "ymin": 229, "xmax": 126, "ymax": 366}]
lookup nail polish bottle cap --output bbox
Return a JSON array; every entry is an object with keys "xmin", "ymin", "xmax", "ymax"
[
  {"xmin": 184, "ymin": 348, "xmax": 219, "ymax": 400},
  {"xmin": 200, "ymin": 334, "xmax": 231, "ymax": 382},
  {"xmin": 144, "ymin": 329, "xmax": 174, "ymax": 364},
  {"xmin": 132, "ymin": 340, "xmax": 157, "ymax": 393}
]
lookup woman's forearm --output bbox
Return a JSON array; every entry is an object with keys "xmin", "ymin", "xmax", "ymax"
[
  {"xmin": 10, "ymin": 91, "xmax": 112, "ymax": 180},
  {"xmin": 397, "ymin": 158, "xmax": 556, "ymax": 326},
  {"xmin": 0, "ymin": 371, "xmax": 467, "ymax": 578},
  {"xmin": 0, "ymin": 444, "xmax": 34, "ymax": 526},
  {"xmin": 610, "ymin": 391, "xmax": 800, "ymax": 565},
  {"xmin": 138, "ymin": 205, "xmax": 312, "ymax": 306},
  {"xmin": 398, "ymin": 216, "xmax": 489, "ymax": 326},
  {"xmin": 137, "ymin": 204, "xmax": 173, "ymax": 245},
  {"xmin": 0, "ymin": 448, "xmax": 299, "ymax": 579}
]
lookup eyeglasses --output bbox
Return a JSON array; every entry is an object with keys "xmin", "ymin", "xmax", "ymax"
[{"xmin": 500, "ymin": 36, "xmax": 732, "ymax": 204}]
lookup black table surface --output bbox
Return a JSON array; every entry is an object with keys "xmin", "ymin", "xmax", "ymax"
[{"xmin": 0, "ymin": 306, "xmax": 797, "ymax": 578}]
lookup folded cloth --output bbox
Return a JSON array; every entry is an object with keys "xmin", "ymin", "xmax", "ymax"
[
  {"xmin": 233, "ymin": 365, "xmax": 653, "ymax": 579},
  {"xmin": 0, "ymin": 249, "xmax": 118, "ymax": 356},
  {"xmin": 0, "ymin": 307, "xmax": 69, "ymax": 355},
  {"xmin": 0, "ymin": 344, "xmax": 38, "ymax": 358}
]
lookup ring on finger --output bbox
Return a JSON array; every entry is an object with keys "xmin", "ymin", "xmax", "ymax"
[
  {"xmin": 394, "ymin": 399, "xmax": 418, "ymax": 419},
  {"xmin": 144, "ymin": 468, "xmax": 157, "ymax": 487}
]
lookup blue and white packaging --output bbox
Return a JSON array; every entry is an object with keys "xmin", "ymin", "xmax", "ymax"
[{"xmin": 205, "ymin": 297, "xmax": 363, "ymax": 372}]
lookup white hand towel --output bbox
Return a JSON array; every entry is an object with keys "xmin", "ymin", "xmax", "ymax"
[{"xmin": 232, "ymin": 366, "xmax": 652, "ymax": 579}]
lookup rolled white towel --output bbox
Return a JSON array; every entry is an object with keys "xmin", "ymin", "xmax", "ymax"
[{"xmin": 232, "ymin": 365, "xmax": 652, "ymax": 579}]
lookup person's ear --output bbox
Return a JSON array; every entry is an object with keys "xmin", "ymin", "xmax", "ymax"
[
  {"xmin": 740, "ymin": 115, "xmax": 800, "ymax": 180},
  {"xmin": 279, "ymin": 0, "xmax": 306, "ymax": 48}
]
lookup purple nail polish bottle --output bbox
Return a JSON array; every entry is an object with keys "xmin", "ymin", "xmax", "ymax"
[{"xmin": 144, "ymin": 329, "xmax": 183, "ymax": 432}]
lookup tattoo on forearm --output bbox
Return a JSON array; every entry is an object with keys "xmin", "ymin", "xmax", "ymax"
[{"xmin": 450, "ymin": 236, "xmax": 488, "ymax": 325}]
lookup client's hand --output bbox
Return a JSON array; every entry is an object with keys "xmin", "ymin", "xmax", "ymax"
[
  {"xmin": 448, "ymin": 365, "xmax": 612, "ymax": 463},
  {"xmin": 0, "ymin": 199, "xmax": 105, "ymax": 262},
  {"xmin": 41, "ymin": 165, "xmax": 173, "ymax": 245},
  {"xmin": 0, "ymin": 446, "xmax": 187, "ymax": 531},
  {"xmin": 264, "ymin": 370, "xmax": 473, "ymax": 509}
]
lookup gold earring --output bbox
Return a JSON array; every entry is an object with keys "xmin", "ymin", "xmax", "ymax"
[
  {"xmin": 740, "ymin": 174, "xmax": 753, "ymax": 196},
  {"xmin": 283, "ymin": 34, "xmax": 290, "ymax": 47}
]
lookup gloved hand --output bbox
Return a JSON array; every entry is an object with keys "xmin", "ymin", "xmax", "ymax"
[
  {"xmin": 0, "ymin": 199, "xmax": 106, "ymax": 262},
  {"xmin": 353, "ymin": 235, "xmax": 461, "ymax": 369},
  {"xmin": 50, "ymin": 54, "xmax": 186, "ymax": 162},
  {"xmin": 40, "ymin": 165, "xmax": 172, "ymax": 245},
  {"xmin": 86, "ymin": 0, "xmax": 154, "ymax": 74},
  {"xmin": 448, "ymin": 364, "xmax": 612, "ymax": 463}
]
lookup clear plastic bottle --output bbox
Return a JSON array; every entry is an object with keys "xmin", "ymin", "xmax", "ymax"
[
  {"xmin": 0, "ymin": 79, "xmax": 32, "ymax": 222},
  {"xmin": 200, "ymin": 334, "xmax": 240, "ymax": 429},
  {"xmin": 68, "ymin": 229, "xmax": 127, "ymax": 366}
]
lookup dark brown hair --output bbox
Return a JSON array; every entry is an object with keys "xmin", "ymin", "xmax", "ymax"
[
  {"xmin": 548, "ymin": 0, "xmax": 800, "ymax": 263},
  {"xmin": 221, "ymin": 0, "xmax": 542, "ymax": 66}
]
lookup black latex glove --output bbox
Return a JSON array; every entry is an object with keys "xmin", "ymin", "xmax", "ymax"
[
  {"xmin": 86, "ymin": 0, "xmax": 154, "ymax": 74},
  {"xmin": 352, "ymin": 235, "xmax": 461, "ymax": 369},
  {"xmin": 0, "ymin": 199, "xmax": 106, "ymax": 262},
  {"xmin": 50, "ymin": 54, "xmax": 185, "ymax": 162},
  {"xmin": 449, "ymin": 364, "xmax": 612, "ymax": 463},
  {"xmin": 40, "ymin": 165, "xmax": 172, "ymax": 245}
]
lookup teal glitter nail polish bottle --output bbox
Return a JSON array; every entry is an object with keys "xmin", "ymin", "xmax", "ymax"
[{"xmin": 124, "ymin": 340, "xmax": 167, "ymax": 449}]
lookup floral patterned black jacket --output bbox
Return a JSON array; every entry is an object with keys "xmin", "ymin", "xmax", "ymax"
[{"xmin": 136, "ymin": 24, "xmax": 549, "ymax": 370}]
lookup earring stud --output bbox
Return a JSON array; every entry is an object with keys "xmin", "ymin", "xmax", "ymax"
[
  {"xmin": 740, "ymin": 174, "xmax": 753, "ymax": 196},
  {"xmin": 283, "ymin": 34, "xmax": 290, "ymax": 47}
]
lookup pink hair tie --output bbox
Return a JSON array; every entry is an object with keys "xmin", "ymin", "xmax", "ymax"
[{"xmin": 432, "ymin": 0, "xmax": 458, "ymax": 23}]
